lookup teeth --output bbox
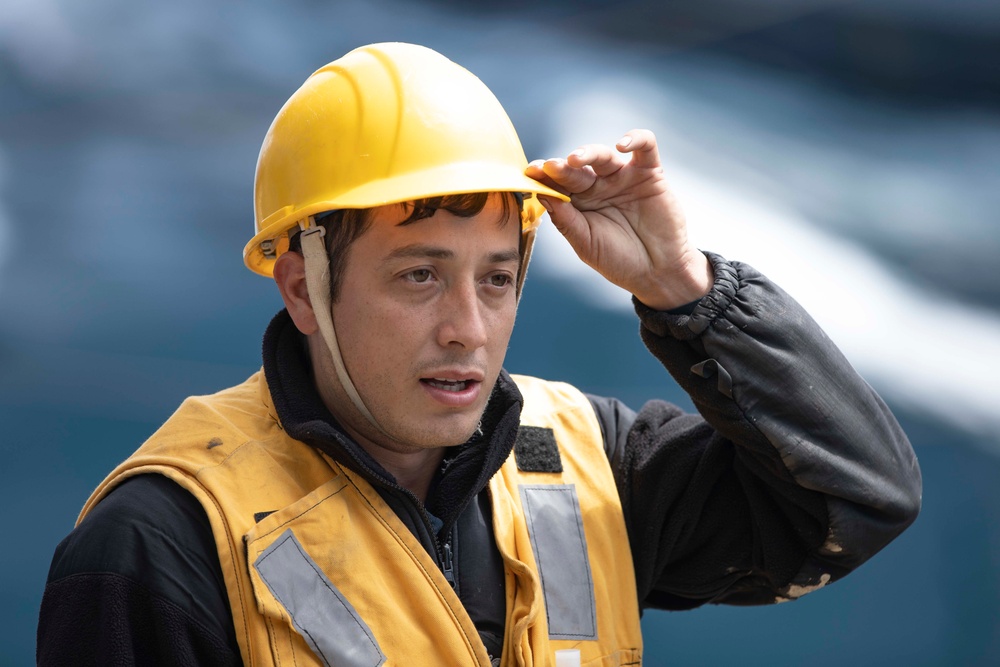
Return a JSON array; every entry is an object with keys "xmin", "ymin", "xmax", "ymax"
[{"xmin": 427, "ymin": 379, "xmax": 467, "ymax": 392}]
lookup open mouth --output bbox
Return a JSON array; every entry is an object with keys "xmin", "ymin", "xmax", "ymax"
[{"xmin": 421, "ymin": 378, "xmax": 475, "ymax": 392}]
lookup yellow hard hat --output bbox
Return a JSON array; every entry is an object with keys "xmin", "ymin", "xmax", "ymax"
[{"xmin": 244, "ymin": 42, "xmax": 568, "ymax": 276}]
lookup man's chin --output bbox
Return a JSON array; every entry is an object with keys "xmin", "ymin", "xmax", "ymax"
[
  {"xmin": 431, "ymin": 421, "xmax": 484, "ymax": 449},
  {"xmin": 376, "ymin": 414, "xmax": 483, "ymax": 451},
  {"xmin": 422, "ymin": 403, "xmax": 488, "ymax": 446}
]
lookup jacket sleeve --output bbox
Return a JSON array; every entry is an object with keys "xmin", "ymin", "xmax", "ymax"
[
  {"xmin": 37, "ymin": 475, "xmax": 242, "ymax": 666},
  {"xmin": 598, "ymin": 252, "xmax": 921, "ymax": 609}
]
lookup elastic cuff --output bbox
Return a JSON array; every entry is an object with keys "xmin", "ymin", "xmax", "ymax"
[{"xmin": 633, "ymin": 251, "xmax": 740, "ymax": 340}]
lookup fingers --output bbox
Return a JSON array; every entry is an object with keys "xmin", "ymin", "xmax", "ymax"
[
  {"xmin": 566, "ymin": 143, "xmax": 625, "ymax": 177},
  {"xmin": 524, "ymin": 160, "xmax": 566, "ymax": 196},
  {"xmin": 525, "ymin": 144, "xmax": 627, "ymax": 195},
  {"xmin": 526, "ymin": 158, "xmax": 596, "ymax": 196},
  {"xmin": 525, "ymin": 129, "xmax": 662, "ymax": 192},
  {"xmin": 563, "ymin": 129, "xmax": 660, "ymax": 175},
  {"xmin": 617, "ymin": 129, "xmax": 660, "ymax": 169}
]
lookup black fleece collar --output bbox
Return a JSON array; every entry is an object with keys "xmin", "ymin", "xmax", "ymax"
[{"xmin": 261, "ymin": 309, "xmax": 524, "ymax": 533}]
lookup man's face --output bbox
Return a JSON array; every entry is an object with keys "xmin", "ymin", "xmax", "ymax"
[{"xmin": 324, "ymin": 195, "xmax": 520, "ymax": 454}]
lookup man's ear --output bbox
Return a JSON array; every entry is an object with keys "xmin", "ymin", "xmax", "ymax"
[{"xmin": 273, "ymin": 251, "xmax": 319, "ymax": 335}]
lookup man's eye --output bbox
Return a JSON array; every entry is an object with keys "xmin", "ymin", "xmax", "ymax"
[
  {"xmin": 489, "ymin": 274, "xmax": 512, "ymax": 288},
  {"xmin": 406, "ymin": 269, "xmax": 432, "ymax": 283}
]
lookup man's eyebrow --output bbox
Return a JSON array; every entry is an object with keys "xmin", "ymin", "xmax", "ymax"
[
  {"xmin": 384, "ymin": 244, "xmax": 453, "ymax": 261},
  {"xmin": 488, "ymin": 249, "xmax": 521, "ymax": 265},
  {"xmin": 384, "ymin": 244, "xmax": 521, "ymax": 264}
]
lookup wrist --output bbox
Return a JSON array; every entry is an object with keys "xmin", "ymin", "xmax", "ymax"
[{"xmin": 633, "ymin": 250, "xmax": 714, "ymax": 311}]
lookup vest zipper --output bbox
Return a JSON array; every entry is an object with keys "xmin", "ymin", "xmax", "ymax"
[
  {"xmin": 383, "ymin": 484, "xmax": 456, "ymax": 590},
  {"xmin": 338, "ymin": 446, "xmax": 458, "ymax": 591},
  {"xmin": 441, "ymin": 541, "xmax": 456, "ymax": 588}
]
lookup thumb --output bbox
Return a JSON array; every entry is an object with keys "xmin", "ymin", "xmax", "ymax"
[
  {"xmin": 538, "ymin": 195, "xmax": 593, "ymax": 256},
  {"xmin": 539, "ymin": 195, "xmax": 572, "ymax": 232}
]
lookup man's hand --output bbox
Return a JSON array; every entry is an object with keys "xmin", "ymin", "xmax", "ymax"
[{"xmin": 526, "ymin": 129, "xmax": 713, "ymax": 311}]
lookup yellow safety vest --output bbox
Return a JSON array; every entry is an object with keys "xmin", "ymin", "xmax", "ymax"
[{"xmin": 81, "ymin": 371, "xmax": 642, "ymax": 667}]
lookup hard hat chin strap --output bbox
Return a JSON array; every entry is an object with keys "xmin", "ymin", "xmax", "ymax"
[
  {"xmin": 299, "ymin": 223, "xmax": 388, "ymax": 436},
  {"xmin": 516, "ymin": 227, "xmax": 536, "ymax": 299}
]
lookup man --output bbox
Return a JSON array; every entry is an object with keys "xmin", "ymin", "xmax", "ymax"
[{"xmin": 38, "ymin": 43, "xmax": 921, "ymax": 666}]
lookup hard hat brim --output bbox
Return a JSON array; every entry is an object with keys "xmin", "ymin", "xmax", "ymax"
[{"xmin": 244, "ymin": 165, "xmax": 569, "ymax": 277}]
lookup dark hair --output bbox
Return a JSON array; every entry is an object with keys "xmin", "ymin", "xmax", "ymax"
[{"xmin": 288, "ymin": 192, "xmax": 524, "ymax": 302}]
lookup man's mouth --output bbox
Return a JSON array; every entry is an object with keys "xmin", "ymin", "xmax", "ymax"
[{"xmin": 422, "ymin": 378, "xmax": 474, "ymax": 392}]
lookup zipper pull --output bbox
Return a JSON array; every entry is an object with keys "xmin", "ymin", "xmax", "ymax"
[{"xmin": 442, "ymin": 542, "xmax": 456, "ymax": 588}]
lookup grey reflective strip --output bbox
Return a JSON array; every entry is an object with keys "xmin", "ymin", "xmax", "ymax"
[
  {"xmin": 253, "ymin": 529, "xmax": 386, "ymax": 667},
  {"xmin": 519, "ymin": 484, "xmax": 597, "ymax": 640}
]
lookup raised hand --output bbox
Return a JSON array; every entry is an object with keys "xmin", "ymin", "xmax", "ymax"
[{"xmin": 526, "ymin": 129, "xmax": 713, "ymax": 311}]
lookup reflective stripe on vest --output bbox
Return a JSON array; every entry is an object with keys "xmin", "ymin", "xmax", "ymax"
[
  {"xmin": 254, "ymin": 529, "xmax": 386, "ymax": 667},
  {"xmin": 519, "ymin": 484, "xmax": 597, "ymax": 640}
]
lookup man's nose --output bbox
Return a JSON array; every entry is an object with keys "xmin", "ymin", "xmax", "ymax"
[{"xmin": 437, "ymin": 282, "xmax": 489, "ymax": 350}]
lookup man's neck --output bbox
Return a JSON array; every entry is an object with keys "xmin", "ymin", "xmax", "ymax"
[
  {"xmin": 328, "ymin": 407, "xmax": 448, "ymax": 502},
  {"xmin": 358, "ymin": 444, "xmax": 446, "ymax": 503}
]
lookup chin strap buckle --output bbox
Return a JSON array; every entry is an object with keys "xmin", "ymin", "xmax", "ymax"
[{"xmin": 298, "ymin": 217, "xmax": 326, "ymax": 239}]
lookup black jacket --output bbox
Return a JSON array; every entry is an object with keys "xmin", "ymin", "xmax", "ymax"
[{"xmin": 37, "ymin": 253, "xmax": 921, "ymax": 665}]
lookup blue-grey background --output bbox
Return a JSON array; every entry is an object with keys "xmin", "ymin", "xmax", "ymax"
[{"xmin": 2, "ymin": 1, "xmax": 999, "ymax": 665}]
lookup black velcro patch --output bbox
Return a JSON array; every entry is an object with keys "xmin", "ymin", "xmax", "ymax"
[
  {"xmin": 254, "ymin": 510, "xmax": 275, "ymax": 523},
  {"xmin": 514, "ymin": 426, "xmax": 563, "ymax": 473}
]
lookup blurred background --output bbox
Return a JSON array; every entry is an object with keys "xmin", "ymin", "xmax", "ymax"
[{"xmin": 2, "ymin": 0, "xmax": 999, "ymax": 664}]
